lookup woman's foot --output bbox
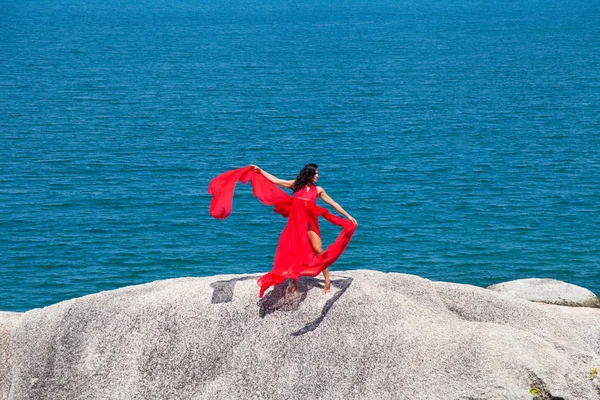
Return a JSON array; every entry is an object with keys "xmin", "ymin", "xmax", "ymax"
[
  {"xmin": 287, "ymin": 281, "xmax": 297, "ymax": 294},
  {"xmin": 322, "ymin": 281, "xmax": 331, "ymax": 294}
]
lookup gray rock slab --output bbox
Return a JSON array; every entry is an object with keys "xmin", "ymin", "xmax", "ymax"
[
  {"xmin": 487, "ymin": 278, "xmax": 600, "ymax": 307},
  {"xmin": 0, "ymin": 312, "xmax": 22, "ymax": 400},
  {"xmin": 7, "ymin": 271, "xmax": 600, "ymax": 399}
]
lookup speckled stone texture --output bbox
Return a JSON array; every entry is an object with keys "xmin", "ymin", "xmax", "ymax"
[
  {"xmin": 487, "ymin": 278, "xmax": 600, "ymax": 308},
  {"xmin": 3, "ymin": 271, "xmax": 600, "ymax": 400},
  {"xmin": 0, "ymin": 312, "xmax": 22, "ymax": 400}
]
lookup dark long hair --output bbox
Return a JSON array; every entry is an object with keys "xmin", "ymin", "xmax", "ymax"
[{"xmin": 291, "ymin": 163, "xmax": 318, "ymax": 192}]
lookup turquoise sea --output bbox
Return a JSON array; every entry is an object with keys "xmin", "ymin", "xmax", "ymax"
[{"xmin": 1, "ymin": 0, "xmax": 599, "ymax": 312}]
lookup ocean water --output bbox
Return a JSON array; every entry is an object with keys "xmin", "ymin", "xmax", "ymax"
[{"xmin": 1, "ymin": 0, "xmax": 599, "ymax": 312}]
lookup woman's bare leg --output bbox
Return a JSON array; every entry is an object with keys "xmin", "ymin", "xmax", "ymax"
[
  {"xmin": 322, "ymin": 268, "xmax": 331, "ymax": 293},
  {"xmin": 308, "ymin": 230, "xmax": 329, "ymax": 293}
]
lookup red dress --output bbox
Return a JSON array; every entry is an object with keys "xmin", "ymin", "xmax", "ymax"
[{"xmin": 208, "ymin": 166, "xmax": 356, "ymax": 297}]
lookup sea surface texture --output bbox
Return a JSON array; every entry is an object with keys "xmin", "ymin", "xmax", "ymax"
[{"xmin": 1, "ymin": 0, "xmax": 598, "ymax": 312}]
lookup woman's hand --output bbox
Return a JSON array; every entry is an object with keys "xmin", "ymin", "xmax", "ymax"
[
  {"xmin": 348, "ymin": 216, "xmax": 358, "ymax": 225},
  {"xmin": 250, "ymin": 164, "xmax": 261, "ymax": 172}
]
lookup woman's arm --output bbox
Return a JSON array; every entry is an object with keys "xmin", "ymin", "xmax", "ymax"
[
  {"xmin": 317, "ymin": 187, "xmax": 358, "ymax": 225},
  {"xmin": 250, "ymin": 165, "xmax": 294, "ymax": 188}
]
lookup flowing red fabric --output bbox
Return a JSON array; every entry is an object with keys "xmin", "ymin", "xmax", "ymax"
[{"xmin": 208, "ymin": 166, "xmax": 356, "ymax": 297}]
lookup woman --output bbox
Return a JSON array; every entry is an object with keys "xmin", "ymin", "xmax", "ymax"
[
  {"xmin": 251, "ymin": 164, "xmax": 357, "ymax": 293},
  {"xmin": 208, "ymin": 164, "xmax": 357, "ymax": 297}
]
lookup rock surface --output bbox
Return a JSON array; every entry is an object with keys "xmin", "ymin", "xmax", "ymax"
[
  {"xmin": 1, "ymin": 271, "xmax": 600, "ymax": 400},
  {"xmin": 487, "ymin": 278, "xmax": 600, "ymax": 308},
  {"xmin": 0, "ymin": 313, "xmax": 21, "ymax": 400}
]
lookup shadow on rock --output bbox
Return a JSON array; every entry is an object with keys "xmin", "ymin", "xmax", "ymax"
[
  {"xmin": 528, "ymin": 370, "xmax": 566, "ymax": 400},
  {"xmin": 258, "ymin": 276, "xmax": 353, "ymax": 336},
  {"xmin": 210, "ymin": 276, "xmax": 257, "ymax": 304}
]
